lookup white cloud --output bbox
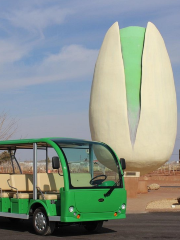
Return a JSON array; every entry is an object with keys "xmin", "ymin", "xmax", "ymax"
[
  {"xmin": 65, "ymin": 0, "xmax": 180, "ymax": 19},
  {"xmin": 4, "ymin": 6, "xmax": 73, "ymax": 33},
  {"xmin": 38, "ymin": 44, "xmax": 98, "ymax": 77},
  {"xmin": 0, "ymin": 40, "xmax": 31, "ymax": 64},
  {"xmin": 0, "ymin": 45, "xmax": 98, "ymax": 90},
  {"xmin": 151, "ymin": 12, "xmax": 180, "ymax": 65}
]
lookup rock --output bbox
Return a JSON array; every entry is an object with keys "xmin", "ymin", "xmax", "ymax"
[{"xmin": 148, "ymin": 183, "xmax": 160, "ymax": 190}]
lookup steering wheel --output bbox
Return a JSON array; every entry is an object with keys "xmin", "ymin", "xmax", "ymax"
[{"xmin": 90, "ymin": 174, "xmax": 107, "ymax": 186}]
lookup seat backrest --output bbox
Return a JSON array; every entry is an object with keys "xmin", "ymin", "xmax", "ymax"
[
  {"xmin": 37, "ymin": 173, "xmax": 64, "ymax": 192},
  {"xmin": 0, "ymin": 174, "xmax": 11, "ymax": 191},
  {"xmin": 70, "ymin": 173, "xmax": 91, "ymax": 187},
  {"xmin": 10, "ymin": 174, "xmax": 33, "ymax": 192}
]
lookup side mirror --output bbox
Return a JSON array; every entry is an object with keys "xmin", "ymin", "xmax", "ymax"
[
  {"xmin": 120, "ymin": 158, "xmax": 126, "ymax": 170},
  {"xmin": 52, "ymin": 156, "xmax": 60, "ymax": 169}
]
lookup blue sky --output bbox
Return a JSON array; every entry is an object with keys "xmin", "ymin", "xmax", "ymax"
[{"xmin": 0, "ymin": 1, "xmax": 179, "ymax": 161}]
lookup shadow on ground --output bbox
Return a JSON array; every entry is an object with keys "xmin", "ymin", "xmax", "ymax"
[{"xmin": 0, "ymin": 217, "xmax": 116, "ymax": 238}]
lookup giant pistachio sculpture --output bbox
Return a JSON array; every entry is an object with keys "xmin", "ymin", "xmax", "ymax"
[{"xmin": 89, "ymin": 22, "xmax": 177, "ymax": 175}]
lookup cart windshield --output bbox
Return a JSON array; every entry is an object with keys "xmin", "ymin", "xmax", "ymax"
[{"xmin": 55, "ymin": 141, "xmax": 122, "ymax": 189}]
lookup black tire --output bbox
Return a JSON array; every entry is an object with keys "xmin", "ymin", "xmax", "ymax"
[
  {"xmin": 84, "ymin": 221, "xmax": 103, "ymax": 233},
  {"xmin": 33, "ymin": 207, "xmax": 55, "ymax": 236}
]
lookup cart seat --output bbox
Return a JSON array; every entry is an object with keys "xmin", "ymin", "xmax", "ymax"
[
  {"xmin": 1, "ymin": 192, "xmax": 14, "ymax": 198},
  {"xmin": 37, "ymin": 173, "xmax": 63, "ymax": 200},
  {"xmin": 39, "ymin": 193, "xmax": 60, "ymax": 200},
  {"xmin": 10, "ymin": 174, "xmax": 33, "ymax": 192},
  {"xmin": 0, "ymin": 174, "xmax": 12, "ymax": 198},
  {"xmin": 37, "ymin": 173, "xmax": 64, "ymax": 192},
  {"xmin": 9, "ymin": 174, "xmax": 33, "ymax": 199},
  {"xmin": 13, "ymin": 193, "xmax": 33, "ymax": 199}
]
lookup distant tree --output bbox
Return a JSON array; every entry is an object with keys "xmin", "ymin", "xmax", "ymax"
[
  {"xmin": 0, "ymin": 112, "xmax": 17, "ymax": 140},
  {"xmin": 0, "ymin": 112, "xmax": 17, "ymax": 166},
  {"xmin": 0, "ymin": 151, "xmax": 11, "ymax": 165}
]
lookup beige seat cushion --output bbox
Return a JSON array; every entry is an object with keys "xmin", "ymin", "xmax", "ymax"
[
  {"xmin": 0, "ymin": 192, "xmax": 14, "ymax": 198},
  {"xmin": 37, "ymin": 173, "xmax": 64, "ymax": 191},
  {"xmin": 10, "ymin": 174, "xmax": 33, "ymax": 192},
  {"xmin": 13, "ymin": 193, "xmax": 33, "ymax": 199},
  {"xmin": 39, "ymin": 193, "xmax": 60, "ymax": 200},
  {"xmin": 0, "ymin": 174, "xmax": 11, "ymax": 191}
]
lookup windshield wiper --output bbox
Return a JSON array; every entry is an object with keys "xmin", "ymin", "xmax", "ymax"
[{"xmin": 104, "ymin": 174, "xmax": 123, "ymax": 197}]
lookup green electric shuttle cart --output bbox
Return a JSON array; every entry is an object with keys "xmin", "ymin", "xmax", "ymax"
[{"xmin": 0, "ymin": 138, "xmax": 126, "ymax": 235}]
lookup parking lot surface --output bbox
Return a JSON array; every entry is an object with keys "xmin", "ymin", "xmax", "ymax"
[{"xmin": 0, "ymin": 212, "xmax": 180, "ymax": 239}]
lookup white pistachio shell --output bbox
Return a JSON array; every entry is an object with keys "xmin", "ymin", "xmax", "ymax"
[{"xmin": 89, "ymin": 22, "xmax": 177, "ymax": 175}]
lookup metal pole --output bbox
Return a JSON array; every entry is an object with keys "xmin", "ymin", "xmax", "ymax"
[
  {"xmin": 13, "ymin": 149, "xmax": 22, "ymax": 174},
  {"xmin": 89, "ymin": 145, "xmax": 93, "ymax": 178},
  {"xmin": 33, "ymin": 143, "xmax": 37, "ymax": 200},
  {"xmin": 8, "ymin": 149, "xmax": 15, "ymax": 174},
  {"xmin": 46, "ymin": 147, "xmax": 48, "ymax": 173}
]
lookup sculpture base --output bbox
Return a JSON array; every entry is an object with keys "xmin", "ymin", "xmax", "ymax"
[
  {"xmin": 124, "ymin": 171, "xmax": 140, "ymax": 198},
  {"xmin": 124, "ymin": 172, "xmax": 148, "ymax": 197}
]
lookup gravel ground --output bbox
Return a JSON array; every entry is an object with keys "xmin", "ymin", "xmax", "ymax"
[
  {"xmin": 146, "ymin": 198, "xmax": 180, "ymax": 210},
  {"xmin": 127, "ymin": 186, "xmax": 180, "ymax": 213}
]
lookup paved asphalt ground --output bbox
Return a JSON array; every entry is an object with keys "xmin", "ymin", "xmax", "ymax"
[{"xmin": 0, "ymin": 212, "xmax": 180, "ymax": 239}]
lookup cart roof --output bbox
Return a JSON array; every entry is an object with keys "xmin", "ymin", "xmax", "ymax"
[{"xmin": 0, "ymin": 137, "xmax": 99, "ymax": 150}]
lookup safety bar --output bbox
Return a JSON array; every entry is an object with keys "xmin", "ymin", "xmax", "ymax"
[
  {"xmin": 7, "ymin": 179, "xmax": 19, "ymax": 199},
  {"xmin": 36, "ymin": 186, "xmax": 45, "ymax": 200}
]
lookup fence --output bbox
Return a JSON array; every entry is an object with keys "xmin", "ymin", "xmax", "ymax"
[{"xmin": 151, "ymin": 161, "xmax": 180, "ymax": 175}]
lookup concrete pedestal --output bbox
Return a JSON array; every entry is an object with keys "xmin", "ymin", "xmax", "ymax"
[
  {"xmin": 137, "ymin": 180, "xmax": 148, "ymax": 194},
  {"xmin": 124, "ymin": 177, "xmax": 139, "ymax": 198},
  {"xmin": 123, "ymin": 171, "xmax": 147, "ymax": 198}
]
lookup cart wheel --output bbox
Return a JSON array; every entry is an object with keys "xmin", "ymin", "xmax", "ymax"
[
  {"xmin": 33, "ymin": 207, "xmax": 55, "ymax": 236},
  {"xmin": 84, "ymin": 221, "xmax": 103, "ymax": 233}
]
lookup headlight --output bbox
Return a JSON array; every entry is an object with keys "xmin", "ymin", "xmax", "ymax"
[
  {"xmin": 69, "ymin": 206, "xmax": 74, "ymax": 212},
  {"xmin": 121, "ymin": 204, "xmax": 126, "ymax": 210}
]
